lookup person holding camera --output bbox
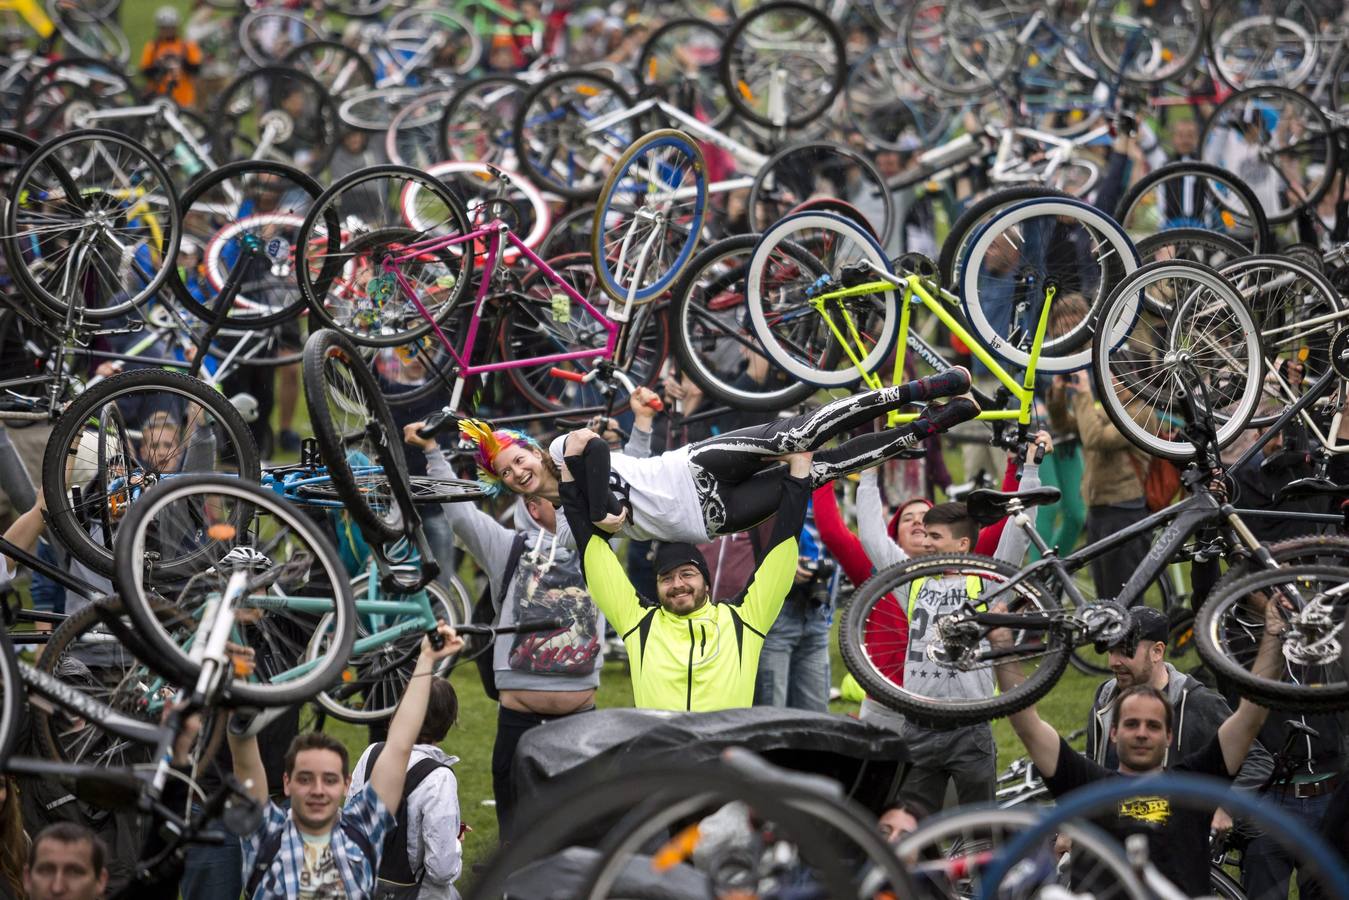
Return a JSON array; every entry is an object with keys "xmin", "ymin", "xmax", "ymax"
[{"xmin": 754, "ymin": 518, "xmax": 836, "ymax": 711}]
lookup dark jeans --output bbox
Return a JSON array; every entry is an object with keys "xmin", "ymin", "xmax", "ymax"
[
  {"xmin": 1242, "ymin": 788, "xmax": 1333, "ymax": 899},
  {"xmin": 179, "ymin": 809, "xmax": 243, "ymax": 900},
  {"xmin": 898, "ymin": 722, "xmax": 996, "ymax": 812},
  {"xmin": 492, "ymin": 704, "xmax": 590, "ymax": 841},
  {"xmin": 1085, "ymin": 501, "xmax": 1151, "ymax": 601}
]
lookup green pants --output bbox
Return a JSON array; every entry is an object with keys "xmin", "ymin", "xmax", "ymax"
[{"xmin": 1029, "ymin": 442, "xmax": 1085, "ymax": 560}]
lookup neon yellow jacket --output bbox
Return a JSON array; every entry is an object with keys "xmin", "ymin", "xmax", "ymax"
[{"xmin": 561, "ymin": 473, "xmax": 809, "ymax": 711}]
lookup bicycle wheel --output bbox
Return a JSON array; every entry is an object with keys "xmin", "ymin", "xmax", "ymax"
[
  {"xmin": 280, "ymin": 40, "xmax": 377, "ymax": 99},
  {"xmin": 170, "ymin": 159, "xmax": 323, "ymax": 330},
  {"xmin": 1114, "ymin": 161, "xmax": 1272, "ymax": 251},
  {"xmin": 592, "ymin": 129, "xmax": 706, "ymax": 304},
  {"xmin": 720, "ymin": 1, "xmax": 845, "ymax": 129},
  {"xmin": 671, "ymin": 234, "xmax": 819, "ymax": 412},
  {"xmin": 1200, "ymin": 86, "xmax": 1334, "ymax": 224},
  {"xmin": 748, "ymin": 140, "xmax": 893, "ymax": 249},
  {"xmin": 4, "ymin": 128, "xmax": 181, "ymax": 321},
  {"xmin": 1207, "ymin": 0, "xmax": 1319, "ymax": 91},
  {"xmin": 236, "ymin": 8, "xmax": 326, "ymax": 68},
  {"xmin": 438, "ymin": 75, "xmax": 525, "ymax": 167},
  {"xmin": 385, "ymin": 88, "xmax": 454, "ymax": 169},
  {"xmin": 0, "ymin": 628, "xmax": 19, "ymax": 770},
  {"xmin": 1134, "ymin": 227, "xmax": 1251, "ymax": 268},
  {"xmin": 1091, "ymin": 260, "xmax": 1263, "ymax": 461},
  {"xmin": 1220, "ymin": 254, "xmax": 1345, "ymax": 427},
  {"xmin": 308, "ymin": 573, "xmax": 465, "ymax": 723},
  {"xmin": 839, "ymin": 553, "xmax": 1068, "ymax": 728},
  {"xmin": 846, "ymin": 43, "xmax": 955, "ymax": 151},
  {"xmin": 385, "ymin": 6, "xmax": 482, "ymax": 77},
  {"xmin": 745, "ymin": 211, "xmax": 896, "ymax": 389},
  {"xmin": 513, "ymin": 70, "xmax": 635, "ymax": 202},
  {"xmin": 635, "ymin": 18, "xmax": 730, "ymax": 129},
  {"xmin": 338, "ymin": 86, "xmax": 423, "ymax": 133},
  {"xmin": 114, "ymin": 474, "xmax": 357, "ymax": 708},
  {"xmin": 303, "ymin": 328, "xmax": 408, "ymax": 543},
  {"xmin": 894, "ymin": 807, "xmax": 1148, "ymax": 900},
  {"xmin": 960, "ymin": 197, "xmax": 1139, "ymax": 373},
  {"xmin": 1087, "ymin": 0, "xmax": 1203, "ymax": 84},
  {"xmin": 48, "ymin": 0, "xmax": 130, "ymax": 65},
  {"xmin": 42, "ymin": 368, "xmax": 261, "ymax": 578},
  {"xmin": 297, "ymin": 166, "xmax": 474, "ymax": 348},
  {"xmin": 32, "ymin": 597, "xmax": 214, "ymax": 770},
  {"xmin": 1209, "ymin": 533, "xmax": 1349, "ymax": 608},
  {"xmin": 211, "ymin": 66, "xmax": 339, "ymax": 177},
  {"xmin": 426, "ymin": 160, "xmax": 549, "ymax": 264},
  {"xmin": 936, "ymin": 184, "xmax": 1069, "ymax": 292},
  {"xmin": 903, "ymin": 0, "xmax": 1020, "ymax": 96}
]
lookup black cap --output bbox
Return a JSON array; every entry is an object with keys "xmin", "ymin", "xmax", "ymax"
[
  {"xmin": 653, "ymin": 542, "xmax": 711, "ymax": 584},
  {"xmin": 1118, "ymin": 607, "xmax": 1169, "ymax": 649}
]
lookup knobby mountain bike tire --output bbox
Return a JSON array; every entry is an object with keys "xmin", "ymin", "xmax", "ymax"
[
  {"xmin": 0, "ymin": 627, "xmax": 20, "ymax": 770},
  {"xmin": 840, "ymin": 553, "xmax": 1067, "ymax": 728}
]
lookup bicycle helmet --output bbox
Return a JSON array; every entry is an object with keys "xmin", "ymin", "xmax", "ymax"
[{"xmin": 155, "ymin": 6, "xmax": 180, "ymax": 27}]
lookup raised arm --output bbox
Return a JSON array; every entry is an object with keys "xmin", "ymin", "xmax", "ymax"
[
  {"xmin": 992, "ymin": 432, "xmax": 1051, "ymax": 566},
  {"xmin": 735, "ymin": 455, "xmax": 811, "ymax": 633},
  {"xmin": 991, "ymin": 621, "xmax": 1063, "ymax": 776},
  {"xmin": 811, "ymin": 483, "xmax": 875, "ymax": 589},
  {"xmin": 1217, "ymin": 596, "xmax": 1284, "ymax": 776},
  {"xmin": 370, "ymin": 624, "xmax": 464, "ymax": 814},
  {"xmin": 227, "ymin": 730, "xmax": 270, "ymax": 807},
  {"xmin": 856, "ymin": 468, "xmax": 906, "ymax": 570},
  {"xmin": 559, "ymin": 441, "xmax": 645, "ymax": 634}
]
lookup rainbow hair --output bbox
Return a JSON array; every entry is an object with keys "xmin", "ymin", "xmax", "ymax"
[{"xmin": 459, "ymin": 418, "xmax": 541, "ymax": 497}]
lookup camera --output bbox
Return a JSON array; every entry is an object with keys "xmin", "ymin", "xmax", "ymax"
[{"xmin": 801, "ymin": 557, "xmax": 837, "ymax": 606}]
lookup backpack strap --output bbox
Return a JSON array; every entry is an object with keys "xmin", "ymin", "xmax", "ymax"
[
  {"xmin": 377, "ymin": 754, "xmax": 454, "ymax": 884},
  {"xmin": 244, "ymin": 827, "xmax": 285, "ymax": 899},
  {"xmin": 476, "ymin": 532, "xmax": 528, "ymax": 702}
]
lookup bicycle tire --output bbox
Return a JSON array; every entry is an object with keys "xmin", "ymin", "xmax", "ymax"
[
  {"xmin": 1134, "ymin": 228, "xmax": 1251, "ymax": 267},
  {"xmin": 839, "ymin": 553, "xmax": 1067, "ymax": 728},
  {"xmin": 960, "ymin": 196, "xmax": 1139, "ymax": 373},
  {"xmin": 437, "ymin": 74, "xmax": 524, "ymax": 166},
  {"xmin": 1114, "ymin": 161, "xmax": 1272, "ymax": 252},
  {"xmin": 114, "ymin": 474, "xmax": 357, "ymax": 708},
  {"xmin": 303, "ymin": 328, "xmax": 408, "ymax": 543},
  {"xmin": 0, "ymin": 628, "xmax": 20, "ymax": 770},
  {"xmin": 308, "ymin": 573, "xmax": 465, "ymax": 723},
  {"xmin": 236, "ymin": 9, "xmax": 326, "ymax": 68},
  {"xmin": 41, "ymin": 368, "xmax": 261, "ymax": 578},
  {"xmin": 1086, "ymin": 0, "xmax": 1203, "ymax": 84},
  {"xmin": 32, "ymin": 597, "xmax": 225, "ymax": 770},
  {"xmin": 719, "ymin": 1, "xmax": 845, "ymax": 129},
  {"xmin": 5, "ymin": 128, "xmax": 182, "ymax": 321},
  {"xmin": 1090, "ymin": 260, "xmax": 1263, "ymax": 462},
  {"xmin": 1198, "ymin": 563, "xmax": 1349, "ymax": 709},
  {"xmin": 48, "ymin": 0, "xmax": 130, "ymax": 65},
  {"xmin": 634, "ymin": 17, "xmax": 730, "ymax": 130},
  {"xmin": 671, "ymin": 234, "xmax": 819, "ymax": 413},
  {"xmin": 745, "ymin": 210, "xmax": 898, "ymax": 389},
  {"xmin": 936, "ymin": 184, "xmax": 1070, "ymax": 292},
  {"xmin": 170, "ymin": 159, "xmax": 324, "ymax": 330},
  {"xmin": 296, "ymin": 475, "xmax": 488, "ymax": 505},
  {"xmin": 1199, "ymin": 85, "xmax": 1335, "ymax": 224},
  {"xmin": 512, "ymin": 69, "xmax": 635, "ymax": 202},
  {"xmin": 748, "ymin": 139, "xmax": 894, "ymax": 249},
  {"xmin": 1206, "ymin": 0, "xmax": 1319, "ymax": 92},
  {"xmin": 280, "ymin": 39, "xmax": 377, "ymax": 99},
  {"xmin": 592, "ymin": 128, "xmax": 706, "ymax": 304}
]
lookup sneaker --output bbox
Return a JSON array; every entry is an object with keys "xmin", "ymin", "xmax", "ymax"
[
  {"xmin": 278, "ymin": 429, "xmax": 301, "ymax": 453},
  {"xmin": 918, "ymin": 396, "xmax": 981, "ymax": 433},
  {"xmin": 918, "ymin": 366, "xmax": 971, "ymax": 400}
]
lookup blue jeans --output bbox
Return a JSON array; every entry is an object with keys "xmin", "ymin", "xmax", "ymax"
[
  {"xmin": 1242, "ymin": 788, "xmax": 1333, "ymax": 898},
  {"xmin": 754, "ymin": 600, "xmax": 831, "ymax": 711},
  {"xmin": 180, "ymin": 815, "xmax": 243, "ymax": 900}
]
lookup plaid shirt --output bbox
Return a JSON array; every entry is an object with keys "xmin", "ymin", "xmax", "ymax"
[{"xmin": 242, "ymin": 783, "xmax": 394, "ymax": 899}]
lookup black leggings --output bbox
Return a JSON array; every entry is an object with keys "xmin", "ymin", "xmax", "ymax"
[{"xmin": 688, "ymin": 381, "xmax": 957, "ymax": 535}]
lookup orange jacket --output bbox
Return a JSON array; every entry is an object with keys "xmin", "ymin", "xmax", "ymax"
[{"xmin": 140, "ymin": 37, "xmax": 202, "ymax": 108}]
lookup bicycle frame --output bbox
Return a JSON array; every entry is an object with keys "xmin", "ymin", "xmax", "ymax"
[
  {"xmin": 811, "ymin": 269, "xmax": 1044, "ymax": 428},
  {"xmin": 380, "ymin": 219, "xmax": 621, "ymax": 411},
  {"xmin": 583, "ymin": 96, "xmax": 770, "ymax": 174}
]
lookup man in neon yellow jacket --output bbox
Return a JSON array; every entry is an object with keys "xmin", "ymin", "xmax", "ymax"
[{"xmin": 559, "ymin": 446, "xmax": 812, "ymax": 711}]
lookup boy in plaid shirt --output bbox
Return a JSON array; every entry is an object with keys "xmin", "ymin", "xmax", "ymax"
[{"xmin": 229, "ymin": 624, "xmax": 464, "ymax": 899}]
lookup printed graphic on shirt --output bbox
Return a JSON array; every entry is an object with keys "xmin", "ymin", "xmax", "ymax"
[
  {"xmin": 506, "ymin": 563, "xmax": 601, "ymax": 676},
  {"xmin": 1118, "ymin": 796, "xmax": 1171, "ymax": 826},
  {"xmin": 298, "ymin": 836, "xmax": 346, "ymax": 899}
]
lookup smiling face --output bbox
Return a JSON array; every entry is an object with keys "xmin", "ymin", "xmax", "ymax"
[
  {"xmin": 656, "ymin": 563, "xmax": 709, "ymax": 616},
  {"xmin": 895, "ymin": 501, "xmax": 929, "ymax": 557},
  {"xmin": 283, "ymin": 748, "xmax": 349, "ymax": 834},
  {"xmin": 1110, "ymin": 694, "xmax": 1171, "ymax": 773},
  {"xmin": 493, "ymin": 443, "xmax": 555, "ymax": 496}
]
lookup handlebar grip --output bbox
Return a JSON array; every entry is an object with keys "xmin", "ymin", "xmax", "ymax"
[
  {"xmin": 549, "ymin": 367, "xmax": 588, "ymax": 383},
  {"xmin": 1033, "ymin": 442, "xmax": 1046, "ymax": 465}
]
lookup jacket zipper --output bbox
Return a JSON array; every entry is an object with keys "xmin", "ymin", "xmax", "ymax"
[{"xmin": 686, "ymin": 621, "xmax": 695, "ymax": 711}]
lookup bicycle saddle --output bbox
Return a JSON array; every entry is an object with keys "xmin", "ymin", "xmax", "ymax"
[
  {"xmin": 965, "ymin": 487, "xmax": 1062, "ymax": 526},
  {"xmin": 1276, "ymin": 477, "xmax": 1349, "ymax": 501}
]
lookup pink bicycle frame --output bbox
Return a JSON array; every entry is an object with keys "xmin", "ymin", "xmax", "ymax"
[{"xmin": 381, "ymin": 220, "xmax": 621, "ymax": 409}]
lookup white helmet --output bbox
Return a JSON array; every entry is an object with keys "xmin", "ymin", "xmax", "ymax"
[{"xmin": 155, "ymin": 6, "xmax": 180, "ymax": 27}]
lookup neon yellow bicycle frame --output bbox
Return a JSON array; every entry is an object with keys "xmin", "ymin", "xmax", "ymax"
[
  {"xmin": 810, "ymin": 272, "xmax": 1056, "ymax": 427},
  {"xmin": 1, "ymin": 0, "xmax": 55, "ymax": 38}
]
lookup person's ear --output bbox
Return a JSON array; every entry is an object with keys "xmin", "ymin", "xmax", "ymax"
[
  {"xmin": 97, "ymin": 867, "xmax": 109, "ymax": 894},
  {"xmin": 282, "ymin": 774, "xmax": 292, "ymax": 796}
]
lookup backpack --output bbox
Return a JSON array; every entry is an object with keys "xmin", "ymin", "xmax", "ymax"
[
  {"xmin": 1128, "ymin": 452, "xmax": 1182, "ymax": 512},
  {"xmin": 472, "ymin": 533, "xmax": 528, "ymax": 702},
  {"xmin": 243, "ymin": 745, "xmax": 452, "ymax": 900}
]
